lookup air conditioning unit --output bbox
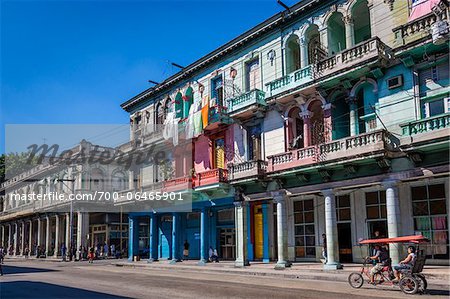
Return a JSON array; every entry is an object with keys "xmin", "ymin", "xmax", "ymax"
[
  {"xmin": 431, "ymin": 20, "xmax": 449, "ymax": 45},
  {"xmin": 387, "ymin": 75, "xmax": 403, "ymax": 89}
]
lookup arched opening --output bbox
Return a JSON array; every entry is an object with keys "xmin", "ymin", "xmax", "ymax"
[
  {"xmin": 352, "ymin": 0, "xmax": 371, "ymax": 44},
  {"xmin": 355, "ymin": 82, "xmax": 378, "ymax": 133},
  {"xmin": 327, "ymin": 12, "xmax": 346, "ymax": 55},
  {"xmin": 285, "ymin": 35, "xmax": 301, "ymax": 74},
  {"xmin": 90, "ymin": 168, "xmax": 104, "ymax": 191},
  {"xmin": 305, "ymin": 25, "xmax": 325, "ymax": 65},
  {"xmin": 112, "ymin": 171, "xmax": 127, "ymax": 192},
  {"xmin": 183, "ymin": 87, "xmax": 194, "ymax": 119},
  {"xmin": 331, "ymin": 92, "xmax": 350, "ymax": 140},
  {"xmin": 309, "ymin": 100, "xmax": 325, "ymax": 145},
  {"xmin": 174, "ymin": 92, "xmax": 183, "ymax": 119},
  {"xmin": 287, "ymin": 107, "xmax": 304, "ymax": 149}
]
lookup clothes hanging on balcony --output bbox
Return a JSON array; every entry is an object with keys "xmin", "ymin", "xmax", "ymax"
[
  {"xmin": 193, "ymin": 111, "xmax": 203, "ymax": 137},
  {"xmin": 185, "ymin": 103, "xmax": 196, "ymax": 139},
  {"xmin": 163, "ymin": 111, "xmax": 179, "ymax": 146},
  {"xmin": 409, "ymin": 0, "xmax": 441, "ymax": 21},
  {"xmin": 201, "ymin": 96, "xmax": 209, "ymax": 129}
]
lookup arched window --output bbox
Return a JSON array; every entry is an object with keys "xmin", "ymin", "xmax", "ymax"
[
  {"xmin": 327, "ymin": 12, "xmax": 346, "ymax": 55},
  {"xmin": 352, "ymin": 0, "xmax": 371, "ymax": 44},
  {"xmin": 111, "ymin": 171, "xmax": 127, "ymax": 192},
  {"xmin": 183, "ymin": 87, "xmax": 194, "ymax": 118},
  {"xmin": 287, "ymin": 107, "xmax": 304, "ymax": 149},
  {"xmin": 331, "ymin": 92, "xmax": 350, "ymax": 140},
  {"xmin": 174, "ymin": 92, "xmax": 183, "ymax": 119},
  {"xmin": 90, "ymin": 168, "xmax": 104, "ymax": 191},
  {"xmin": 305, "ymin": 25, "xmax": 324, "ymax": 64},
  {"xmin": 309, "ymin": 100, "xmax": 325, "ymax": 145},
  {"xmin": 285, "ymin": 35, "xmax": 301, "ymax": 74}
]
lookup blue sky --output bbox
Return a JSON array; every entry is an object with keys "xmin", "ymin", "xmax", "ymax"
[{"xmin": 1, "ymin": 0, "xmax": 286, "ymax": 154}]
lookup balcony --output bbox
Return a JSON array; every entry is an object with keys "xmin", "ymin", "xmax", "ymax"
[
  {"xmin": 401, "ymin": 113, "xmax": 450, "ymax": 136},
  {"xmin": 162, "ymin": 176, "xmax": 193, "ymax": 193},
  {"xmin": 203, "ymin": 105, "xmax": 233, "ymax": 131},
  {"xmin": 315, "ymin": 37, "xmax": 390, "ymax": 79},
  {"xmin": 265, "ymin": 65, "xmax": 313, "ymax": 98},
  {"xmin": 400, "ymin": 113, "xmax": 450, "ymax": 149},
  {"xmin": 227, "ymin": 160, "xmax": 267, "ymax": 182},
  {"xmin": 267, "ymin": 130, "xmax": 390, "ymax": 173},
  {"xmin": 393, "ymin": 2, "xmax": 449, "ymax": 46},
  {"xmin": 194, "ymin": 168, "xmax": 228, "ymax": 187},
  {"xmin": 227, "ymin": 89, "xmax": 266, "ymax": 117}
]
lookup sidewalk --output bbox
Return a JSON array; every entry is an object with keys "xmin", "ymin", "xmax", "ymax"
[{"xmin": 114, "ymin": 259, "xmax": 450, "ymax": 288}]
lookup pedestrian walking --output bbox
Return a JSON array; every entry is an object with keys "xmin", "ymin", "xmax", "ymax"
[
  {"xmin": 61, "ymin": 244, "xmax": 67, "ymax": 261},
  {"xmin": 322, "ymin": 233, "xmax": 327, "ymax": 264},
  {"xmin": 0, "ymin": 246, "xmax": 4, "ymax": 264},
  {"xmin": 103, "ymin": 243, "xmax": 109, "ymax": 259},
  {"xmin": 183, "ymin": 240, "xmax": 190, "ymax": 261},
  {"xmin": 110, "ymin": 244, "xmax": 115, "ymax": 258}
]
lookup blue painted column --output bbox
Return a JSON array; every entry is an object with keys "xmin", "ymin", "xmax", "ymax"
[
  {"xmin": 262, "ymin": 203, "xmax": 270, "ymax": 263},
  {"xmin": 148, "ymin": 213, "xmax": 158, "ymax": 262},
  {"xmin": 247, "ymin": 205, "xmax": 254, "ymax": 261},
  {"xmin": 199, "ymin": 208, "xmax": 208, "ymax": 265},
  {"xmin": 170, "ymin": 213, "xmax": 180, "ymax": 263},
  {"xmin": 128, "ymin": 215, "xmax": 139, "ymax": 262}
]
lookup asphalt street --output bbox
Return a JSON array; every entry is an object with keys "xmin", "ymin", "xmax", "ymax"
[{"xmin": 0, "ymin": 260, "xmax": 448, "ymax": 299}]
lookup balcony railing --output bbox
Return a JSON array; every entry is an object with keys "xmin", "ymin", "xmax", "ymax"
[
  {"xmin": 393, "ymin": 1, "xmax": 449, "ymax": 46},
  {"xmin": 194, "ymin": 168, "xmax": 228, "ymax": 187},
  {"xmin": 267, "ymin": 130, "xmax": 389, "ymax": 172},
  {"xmin": 401, "ymin": 113, "xmax": 450, "ymax": 136},
  {"xmin": 227, "ymin": 160, "xmax": 267, "ymax": 181},
  {"xmin": 227, "ymin": 89, "xmax": 266, "ymax": 114},
  {"xmin": 315, "ymin": 37, "xmax": 390, "ymax": 79},
  {"xmin": 265, "ymin": 65, "xmax": 313, "ymax": 97},
  {"xmin": 162, "ymin": 176, "xmax": 193, "ymax": 192},
  {"xmin": 203, "ymin": 105, "xmax": 232, "ymax": 131}
]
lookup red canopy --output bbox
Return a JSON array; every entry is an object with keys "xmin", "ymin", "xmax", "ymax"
[{"xmin": 359, "ymin": 235, "xmax": 430, "ymax": 245}]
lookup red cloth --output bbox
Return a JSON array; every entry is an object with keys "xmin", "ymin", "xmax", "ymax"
[{"xmin": 409, "ymin": 0, "xmax": 441, "ymax": 21}]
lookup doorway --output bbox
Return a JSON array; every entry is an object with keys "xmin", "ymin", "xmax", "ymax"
[
  {"xmin": 219, "ymin": 228, "xmax": 235, "ymax": 260},
  {"xmin": 254, "ymin": 205, "xmax": 263, "ymax": 259},
  {"xmin": 337, "ymin": 223, "xmax": 353, "ymax": 262}
]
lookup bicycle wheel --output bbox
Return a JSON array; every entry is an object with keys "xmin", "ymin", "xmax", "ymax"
[
  {"xmin": 415, "ymin": 274, "xmax": 428, "ymax": 292},
  {"xmin": 399, "ymin": 276, "xmax": 419, "ymax": 295},
  {"xmin": 348, "ymin": 273, "xmax": 364, "ymax": 289}
]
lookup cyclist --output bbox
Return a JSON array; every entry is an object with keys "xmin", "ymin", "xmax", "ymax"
[{"xmin": 367, "ymin": 244, "xmax": 390, "ymax": 284}]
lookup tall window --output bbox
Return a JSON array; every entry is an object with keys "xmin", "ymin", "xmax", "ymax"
[
  {"xmin": 212, "ymin": 76, "xmax": 224, "ymax": 107},
  {"xmin": 285, "ymin": 35, "xmax": 301, "ymax": 74},
  {"xmin": 294, "ymin": 199, "xmax": 316, "ymax": 258},
  {"xmin": 213, "ymin": 137, "xmax": 225, "ymax": 169},
  {"xmin": 412, "ymin": 184, "xmax": 449, "ymax": 259},
  {"xmin": 246, "ymin": 58, "xmax": 260, "ymax": 91},
  {"xmin": 352, "ymin": 0, "xmax": 372, "ymax": 44},
  {"xmin": 336, "ymin": 195, "xmax": 351, "ymax": 222},
  {"xmin": 365, "ymin": 191, "xmax": 387, "ymax": 220},
  {"xmin": 287, "ymin": 107, "xmax": 304, "ymax": 149},
  {"xmin": 248, "ymin": 125, "xmax": 261, "ymax": 160}
]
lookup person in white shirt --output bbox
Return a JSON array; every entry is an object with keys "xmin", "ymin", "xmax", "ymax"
[{"xmin": 393, "ymin": 246, "xmax": 416, "ymax": 282}]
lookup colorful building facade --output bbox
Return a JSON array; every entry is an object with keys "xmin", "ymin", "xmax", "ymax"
[{"xmin": 121, "ymin": 0, "xmax": 450, "ymax": 267}]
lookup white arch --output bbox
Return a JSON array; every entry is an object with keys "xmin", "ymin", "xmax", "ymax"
[
  {"xmin": 349, "ymin": 77, "xmax": 378, "ymax": 98},
  {"xmin": 282, "ymin": 32, "xmax": 301, "ymax": 50},
  {"xmin": 305, "ymin": 96, "xmax": 327, "ymax": 111}
]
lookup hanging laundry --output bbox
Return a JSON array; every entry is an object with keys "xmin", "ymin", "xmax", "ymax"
[
  {"xmin": 163, "ymin": 111, "xmax": 179, "ymax": 146},
  {"xmin": 193, "ymin": 111, "xmax": 203, "ymax": 137},
  {"xmin": 185, "ymin": 102, "xmax": 196, "ymax": 139}
]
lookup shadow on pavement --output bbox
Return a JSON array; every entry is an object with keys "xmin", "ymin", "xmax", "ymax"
[
  {"xmin": 1, "ymin": 265, "xmax": 58, "ymax": 275},
  {"xmin": 0, "ymin": 281, "xmax": 132, "ymax": 299},
  {"xmin": 426, "ymin": 289, "xmax": 450, "ymax": 296}
]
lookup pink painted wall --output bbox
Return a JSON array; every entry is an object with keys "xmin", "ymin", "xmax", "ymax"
[{"xmin": 194, "ymin": 135, "xmax": 211, "ymax": 173}]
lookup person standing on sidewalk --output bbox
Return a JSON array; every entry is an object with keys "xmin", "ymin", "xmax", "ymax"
[
  {"xmin": 61, "ymin": 244, "xmax": 67, "ymax": 261},
  {"xmin": 321, "ymin": 234, "xmax": 327, "ymax": 264},
  {"xmin": 88, "ymin": 246, "xmax": 95, "ymax": 264},
  {"xmin": 183, "ymin": 240, "xmax": 190, "ymax": 261},
  {"xmin": 0, "ymin": 246, "xmax": 4, "ymax": 264},
  {"xmin": 103, "ymin": 242, "xmax": 109, "ymax": 259}
]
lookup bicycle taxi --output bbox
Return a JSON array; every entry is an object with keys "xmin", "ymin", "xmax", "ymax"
[{"xmin": 348, "ymin": 235, "xmax": 429, "ymax": 295}]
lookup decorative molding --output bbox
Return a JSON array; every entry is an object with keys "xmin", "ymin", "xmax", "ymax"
[{"xmin": 384, "ymin": 0, "xmax": 395, "ymax": 11}]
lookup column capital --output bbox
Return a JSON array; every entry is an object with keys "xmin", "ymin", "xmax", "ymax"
[
  {"xmin": 321, "ymin": 189, "xmax": 335, "ymax": 198},
  {"xmin": 342, "ymin": 15, "xmax": 354, "ymax": 25},
  {"xmin": 271, "ymin": 191, "xmax": 288, "ymax": 203},
  {"xmin": 382, "ymin": 179, "xmax": 399, "ymax": 189},
  {"xmin": 233, "ymin": 200, "xmax": 248, "ymax": 208},
  {"xmin": 299, "ymin": 110, "xmax": 311, "ymax": 120}
]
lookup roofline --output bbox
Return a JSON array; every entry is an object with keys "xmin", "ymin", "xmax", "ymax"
[{"xmin": 120, "ymin": 0, "xmax": 322, "ymax": 112}]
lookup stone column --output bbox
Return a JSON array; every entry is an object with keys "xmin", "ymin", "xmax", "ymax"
[
  {"xmin": 170, "ymin": 213, "xmax": 180, "ymax": 264},
  {"xmin": 37, "ymin": 218, "xmax": 42, "ymax": 249},
  {"xmin": 65, "ymin": 213, "xmax": 70, "ymax": 250},
  {"xmin": 299, "ymin": 37, "xmax": 308, "ymax": 68},
  {"xmin": 28, "ymin": 220, "xmax": 33, "ymax": 253},
  {"xmin": 234, "ymin": 201, "xmax": 249, "ymax": 267},
  {"xmin": 54, "ymin": 215, "xmax": 60, "ymax": 257},
  {"xmin": 343, "ymin": 15, "xmax": 355, "ymax": 48},
  {"xmin": 148, "ymin": 213, "xmax": 158, "ymax": 262},
  {"xmin": 76, "ymin": 212, "xmax": 89, "ymax": 259},
  {"xmin": 45, "ymin": 216, "xmax": 51, "ymax": 256},
  {"xmin": 385, "ymin": 181, "xmax": 401, "ymax": 264},
  {"xmin": 323, "ymin": 189, "xmax": 341, "ymax": 270},
  {"xmin": 13, "ymin": 222, "xmax": 18, "ymax": 256},
  {"xmin": 128, "ymin": 215, "xmax": 139, "ymax": 261},
  {"xmin": 274, "ymin": 194, "xmax": 289, "ymax": 269},
  {"xmin": 347, "ymin": 97, "xmax": 359, "ymax": 136},
  {"xmin": 7, "ymin": 224, "xmax": 12, "ymax": 255},
  {"xmin": 20, "ymin": 221, "xmax": 25, "ymax": 255},
  {"xmin": 300, "ymin": 110, "xmax": 311, "ymax": 147},
  {"xmin": 199, "ymin": 208, "xmax": 208, "ymax": 265}
]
